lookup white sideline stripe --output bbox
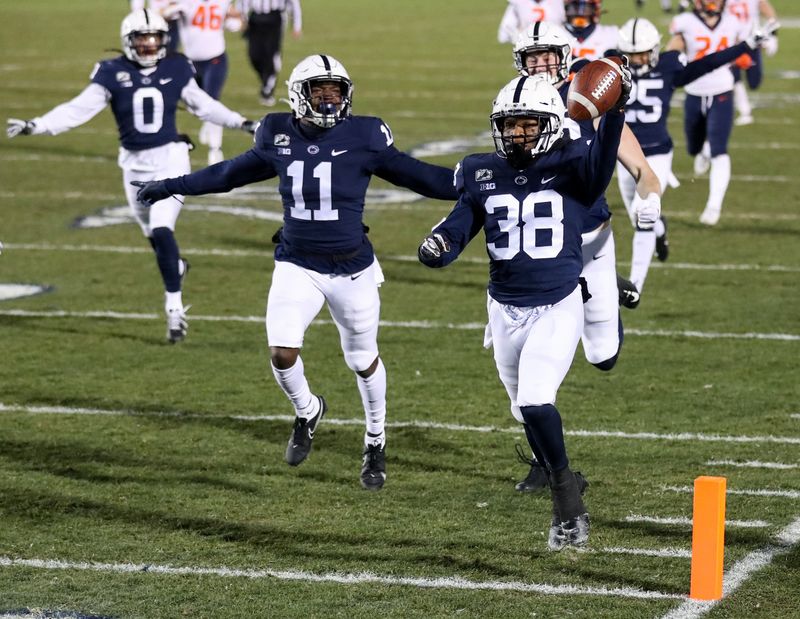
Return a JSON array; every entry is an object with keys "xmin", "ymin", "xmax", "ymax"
[
  {"xmin": 601, "ymin": 546, "xmax": 692, "ymax": 559},
  {"xmin": 663, "ymin": 485, "xmax": 800, "ymax": 500},
  {"xmin": 625, "ymin": 515, "xmax": 769, "ymax": 528},
  {"xmin": 0, "ymin": 556, "xmax": 682, "ymax": 601},
  {"xmin": 0, "ymin": 309, "xmax": 798, "ymax": 342},
  {"xmin": 7, "ymin": 243, "xmax": 800, "ymax": 274},
  {"xmin": 3, "ymin": 402, "xmax": 800, "ymax": 446},
  {"xmin": 659, "ymin": 517, "xmax": 800, "ymax": 619},
  {"xmin": 706, "ymin": 459, "xmax": 798, "ymax": 470}
]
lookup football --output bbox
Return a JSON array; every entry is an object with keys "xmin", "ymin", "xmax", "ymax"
[{"xmin": 566, "ymin": 56, "xmax": 625, "ymax": 121}]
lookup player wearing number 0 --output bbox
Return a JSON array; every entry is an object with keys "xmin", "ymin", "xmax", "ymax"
[
  {"xmin": 6, "ymin": 9, "xmax": 256, "ymax": 344},
  {"xmin": 170, "ymin": 0, "xmax": 244, "ymax": 165},
  {"xmin": 614, "ymin": 17, "xmax": 770, "ymax": 289},
  {"xmin": 418, "ymin": 74, "xmax": 628, "ymax": 550},
  {"xmin": 131, "ymin": 54, "xmax": 458, "ymax": 490}
]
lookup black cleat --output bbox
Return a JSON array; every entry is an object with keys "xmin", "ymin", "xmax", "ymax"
[
  {"xmin": 285, "ymin": 396, "xmax": 327, "ymax": 466},
  {"xmin": 547, "ymin": 467, "xmax": 590, "ymax": 551},
  {"xmin": 655, "ymin": 216, "xmax": 669, "ymax": 262},
  {"xmin": 360, "ymin": 443, "xmax": 386, "ymax": 490},
  {"xmin": 514, "ymin": 444, "xmax": 549, "ymax": 492},
  {"xmin": 617, "ymin": 274, "xmax": 641, "ymax": 309}
]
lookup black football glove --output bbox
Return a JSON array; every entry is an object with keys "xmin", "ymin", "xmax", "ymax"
[
  {"xmin": 614, "ymin": 57, "xmax": 633, "ymax": 112},
  {"xmin": 241, "ymin": 119, "xmax": 259, "ymax": 134},
  {"xmin": 418, "ymin": 233, "xmax": 450, "ymax": 262},
  {"xmin": 130, "ymin": 180, "xmax": 172, "ymax": 207}
]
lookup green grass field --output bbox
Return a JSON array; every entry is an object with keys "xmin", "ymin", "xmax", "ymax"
[{"xmin": 1, "ymin": 1, "xmax": 799, "ymax": 617}]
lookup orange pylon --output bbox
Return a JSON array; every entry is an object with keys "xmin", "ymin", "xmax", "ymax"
[{"xmin": 690, "ymin": 476, "xmax": 727, "ymax": 600}]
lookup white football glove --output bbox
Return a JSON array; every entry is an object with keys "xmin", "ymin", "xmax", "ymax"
[
  {"xmin": 7, "ymin": 118, "xmax": 36, "ymax": 138},
  {"xmin": 418, "ymin": 233, "xmax": 450, "ymax": 261},
  {"xmin": 763, "ymin": 34, "xmax": 778, "ymax": 57},
  {"xmin": 632, "ymin": 192, "xmax": 661, "ymax": 230},
  {"xmin": 746, "ymin": 19, "xmax": 780, "ymax": 50}
]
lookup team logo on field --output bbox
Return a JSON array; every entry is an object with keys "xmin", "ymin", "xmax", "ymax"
[
  {"xmin": 475, "ymin": 169, "xmax": 493, "ymax": 181},
  {"xmin": 307, "ymin": 145, "xmax": 320, "ymax": 155},
  {"xmin": 514, "ymin": 175, "xmax": 528, "ymax": 185},
  {"xmin": 274, "ymin": 134, "xmax": 290, "ymax": 146},
  {"xmin": 479, "ymin": 182, "xmax": 496, "ymax": 191},
  {"xmin": 115, "ymin": 71, "xmax": 131, "ymax": 82}
]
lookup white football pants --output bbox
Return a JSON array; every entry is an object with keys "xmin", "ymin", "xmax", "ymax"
[
  {"xmin": 487, "ymin": 286, "xmax": 584, "ymax": 424},
  {"xmin": 580, "ymin": 223, "xmax": 620, "ymax": 366},
  {"xmin": 266, "ymin": 259, "xmax": 385, "ymax": 372}
]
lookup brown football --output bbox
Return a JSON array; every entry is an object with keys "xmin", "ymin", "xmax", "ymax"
[{"xmin": 566, "ymin": 56, "xmax": 624, "ymax": 121}]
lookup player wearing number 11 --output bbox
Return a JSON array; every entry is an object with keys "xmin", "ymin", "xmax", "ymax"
[{"xmin": 132, "ymin": 54, "xmax": 458, "ymax": 490}]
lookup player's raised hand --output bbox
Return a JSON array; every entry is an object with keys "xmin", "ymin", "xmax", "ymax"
[
  {"xmin": 747, "ymin": 19, "xmax": 780, "ymax": 50},
  {"xmin": 7, "ymin": 119, "xmax": 36, "ymax": 138},
  {"xmin": 131, "ymin": 180, "xmax": 171, "ymax": 207},
  {"xmin": 241, "ymin": 119, "xmax": 259, "ymax": 135},
  {"xmin": 418, "ymin": 233, "xmax": 450, "ymax": 262},
  {"xmin": 615, "ymin": 58, "xmax": 633, "ymax": 112}
]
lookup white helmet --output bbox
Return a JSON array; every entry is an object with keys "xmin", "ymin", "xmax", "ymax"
[
  {"xmin": 617, "ymin": 18, "xmax": 661, "ymax": 76},
  {"xmin": 121, "ymin": 9, "xmax": 170, "ymax": 68},
  {"xmin": 491, "ymin": 76, "xmax": 566, "ymax": 165},
  {"xmin": 513, "ymin": 22, "xmax": 573, "ymax": 85},
  {"xmin": 287, "ymin": 54, "xmax": 353, "ymax": 129}
]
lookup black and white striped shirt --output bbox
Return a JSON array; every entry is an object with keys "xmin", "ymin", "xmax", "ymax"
[{"xmin": 240, "ymin": 0, "xmax": 302, "ymax": 30}]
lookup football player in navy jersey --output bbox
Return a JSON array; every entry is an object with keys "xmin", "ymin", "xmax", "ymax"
[
  {"xmin": 614, "ymin": 17, "xmax": 771, "ymax": 288},
  {"xmin": 132, "ymin": 54, "xmax": 458, "ymax": 490},
  {"xmin": 508, "ymin": 22, "xmax": 661, "ymax": 493},
  {"xmin": 418, "ymin": 74, "xmax": 628, "ymax": 550},
  {"xmin": 6, "ymin": 9, "xmax": 256, "ymax": 343}
]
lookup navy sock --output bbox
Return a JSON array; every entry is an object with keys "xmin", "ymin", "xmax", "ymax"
[
  {"xmin": 520, "ymin": 404, "xmax": 568, "ymax": 472},
  {"xmin": 151, "ymin": 227, "xmax": 181, "ymax": 293},
  {"xmin": 522, "ymin": 423, "xmax": 549, "ymax": 470}
]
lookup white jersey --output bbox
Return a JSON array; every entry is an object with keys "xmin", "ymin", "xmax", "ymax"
[
  {"xmin": 570, "ymin": 24, "xmax": 619, "ymax": 61},
  {"xmin": 497, "ymin": 0, "xmax": 566, "ymax": 43},
  {"xmin": 727, "ymin": 0, "xmax": 759, "ymax": 29},
  {"xmin": 176, "ymin": 0, "xmax": 234, "ymax": 61},
  {"xmin": 670, "ymin": 11, "xmax": 748, "ymax": 96}
]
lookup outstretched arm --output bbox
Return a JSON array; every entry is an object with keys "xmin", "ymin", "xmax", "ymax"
[
  {"xmin": 674, "ymin": 41, "xmax": 751, "ymax": 87},
  {"xmin": 7, "ymin": 82, "xmax": 109, "ymax": 138},
  {"xmin": 133, "ymin": 149, "xmax": 276, "ymax": 205},
  {"xmin": 375, "ymin": 149, "xmax": 458, "ymax": 201},
  {"xmin": 181, "ymin": 80, "xmax": 256, "ymax": 133}
]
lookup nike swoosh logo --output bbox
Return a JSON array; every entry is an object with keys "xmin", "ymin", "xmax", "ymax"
[
  {"xmin": 350, "ymin": 272, "xmax": 364, "ymax": 280},
  {"xmin": 159, "ymin": 78, "xmax": 172, "ymax": 85},
  {"xmin": 592, "ymin": 254, "xmax": 605, "ymax": 261},
  {"xmin": 541, "ymin": 175, "xmax": 557, "ymax": 184},
  {"xmin": 331, "ymin": 149, "xmax": 348, "ymax": 157}
]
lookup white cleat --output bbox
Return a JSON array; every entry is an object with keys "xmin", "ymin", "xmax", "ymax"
[
  {"xmin": 693, "ymin": 153, "xmax": 710, "ymax": 176},
  {"xmin": 166, "ymin": 306, "xmax": 189, "ymax": 343},
  {"xmin": 699, "ymin": 207, "xmax": 721, "ymax": 226}
]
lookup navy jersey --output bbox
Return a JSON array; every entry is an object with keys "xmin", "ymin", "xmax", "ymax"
[
  {"xmin": 557, "ymin": 75, "xmax": 611, "ymax": 233},
  {"xmin": 608, "ymin": 43, "xmax": 752, "ymax": 156},
  {"xmin": 91, "ymin": 54, "xmax": 195, "ymax": 151},
  {"xmin": 165, "ymin": 113, "xmax": 457, "ymax": 274},
  {"xmin": 422, "ymin": 111, "xmax": 624, "ymax": 307}
]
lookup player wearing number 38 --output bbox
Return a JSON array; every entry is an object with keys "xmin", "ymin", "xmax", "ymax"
[
  {"xmin": 132, "ymin": 54, "xmax": 457, "ymax": 490},
  {"xmin": 418, "ymin": 75, "xmax": 627, "ymax": 550},
  {"xmin": 6, "ymin": 9, "xmax": 256, "ymax": 344}
]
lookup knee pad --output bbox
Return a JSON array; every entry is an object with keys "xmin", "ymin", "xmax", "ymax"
[{"xmin": 343, "ymin": 349, "xmax": 378, "ymax": 373}]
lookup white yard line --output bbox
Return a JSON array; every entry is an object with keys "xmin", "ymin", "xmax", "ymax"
[
  {"xmin": 624, "ymin": 515, "xmax": 770, "ymax": 529},
  {"xmin": 659, "ymin": 517, "xmax": 800, "ymax": 619},
  {"xmin": 663, "ymin": 485, "xmax": 800, "ymax": 500},
  {"xmin": 0, "ymin": 309, "xmax": 798, "ymax": 342},
  {"xmin": 6, "ymin": 243, "xmax": 800, "ymax": 274},
  {"xmin": 791, "ymin": 414, "xmax": 800, "ymax": 420},
  {"xmin": 2, "ymin": 402, "xmax": 799, "ymax": 446},
  {"xmin": 706, "ymin": 460, "xmax": 798, "ymax": 470},
  {"xmin": 0, "ymin": 556, "xmax": 682, "ymax": 601},
  {"xmin": 601, "ymin": 546, "xmax": 692, "ymax": 559}
]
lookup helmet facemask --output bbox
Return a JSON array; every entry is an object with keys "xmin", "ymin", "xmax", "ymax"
[
  {"xmin": 565, "ymin": 0, "xmax": 602, "ymax": 30},
  {"xmin": 121, "ymin": 10, "xmax": 170, "ymax": 68},
  {"xmin": 291, "ymin": 77, "xmax": 353, "ymax": 129},
  {"xmin": 694, "ymin": 0, "xmax": 726, "ymax": 17}
]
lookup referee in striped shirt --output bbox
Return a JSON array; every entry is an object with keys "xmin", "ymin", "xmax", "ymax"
[{"xmin": 240, "ymin": 0, "xmax": 303, "ymax": 106}]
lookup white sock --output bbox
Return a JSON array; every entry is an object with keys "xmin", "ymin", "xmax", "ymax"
[
  {"xmin": 357, "ymin": 358, "xmax": 387, "ymax": 446},
  {"xmin": 271, "ymin": 357, "xmax": 318, "ymax": 419},
  {"xmin": 707, "ymin": 154, "xmax": 731, "ymax": 213},
  {"xmin": 701, "ymin": 141, "xmax": 711, "ymax": 160},
  {"xmin": 202, "ymin": 122, "xmax": 224, "ymax": 150},
  {"xmin": 654, "ymin": 217, "xmax": 666, "ymax": 238},
  {"xmin": 165, "ymin": 291, "xmax": 183, "ymax": 312},
  {"xmin": 733, "ymin": 81, "xmax": 751, "ymax": 117},
  {"xmin": 630, "ymin": 230, "xmax": 657, "ymax": 292}
]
